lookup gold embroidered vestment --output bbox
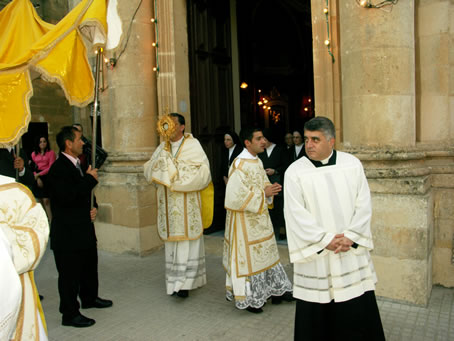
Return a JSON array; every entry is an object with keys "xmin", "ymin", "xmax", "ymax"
[{"xmin": 223, "ymin": 158, "xmax": 280, "ymax": 278}]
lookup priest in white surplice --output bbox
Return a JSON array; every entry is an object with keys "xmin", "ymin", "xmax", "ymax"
[
  {"xmin": 224, "ymin": 127, "xmax": 293, "ymax": 313},
  {"xmin": 0, "ymin": 174, "xmax": 49, "ymax": 341},
  {"xmin": 144, "ymin": 113, "xmax": 211, "ymax": 298},
  {"xmin": 284, "ymin": 117, "xmax": 385, "ymax": 340}
]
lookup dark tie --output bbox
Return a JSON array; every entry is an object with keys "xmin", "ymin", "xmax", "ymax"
[{"xmin": 76, "ymin": 160, "xmax": 83, "ymax": 176}]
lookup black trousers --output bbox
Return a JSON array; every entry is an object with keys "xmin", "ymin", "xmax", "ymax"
[
  {"xmin": 269, "ymin": 195, "xmax": 284, "ymax": 236},
  {"xmin": 294, "ymin": 291, "xmax": 385, "ymax": 341},
  {"xmin": 53, "ymin": 248, "xmax": 99, "ymax": 318}
]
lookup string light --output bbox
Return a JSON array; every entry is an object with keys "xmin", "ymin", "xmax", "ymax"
[
  {"xmin": 151, "ymin": 0, "xmax": 159, "ymax": 74},
  {"xmin": 356, "ymin": 0, "xmax": 399, "ymax": 9},
  {"xmin": 324, "ymin": 0, "xmax": 335, "ymax": 63}
]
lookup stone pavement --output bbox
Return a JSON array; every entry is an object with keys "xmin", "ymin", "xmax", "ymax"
[{"xmin": 35, "ymin": 235, "xmax": 454, "ymax": 341}]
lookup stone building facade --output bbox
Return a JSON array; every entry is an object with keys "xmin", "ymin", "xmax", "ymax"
[{"xmin": 2, "ymin": 0, "xmax": 453, "ymax": 306}]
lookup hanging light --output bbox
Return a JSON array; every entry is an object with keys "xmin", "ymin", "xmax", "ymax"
[{"xmin": 240, "ymin": 82, "xmax": 248, "ymax": 89}]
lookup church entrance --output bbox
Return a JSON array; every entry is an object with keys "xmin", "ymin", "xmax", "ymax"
[{"xmin": 187, "ymin": 0, "xmax": 314, "ymax": 232}]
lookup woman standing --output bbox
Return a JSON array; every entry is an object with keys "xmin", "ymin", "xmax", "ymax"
[
  {"xmin": 31, "ymin": 135, "xmax": 56, "ymax": 221},
  {"xmin": 221, "ymin": 130, "xmax": 243, "ymax": 185}
]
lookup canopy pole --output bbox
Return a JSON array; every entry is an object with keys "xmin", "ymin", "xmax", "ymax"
[
  {"xmin": 91, "ymin": 48, "xmax": 102, "ymax": 209},
  {"xmin": 15, "ymin": 143, "xmax": 20, "ymax": 181}
]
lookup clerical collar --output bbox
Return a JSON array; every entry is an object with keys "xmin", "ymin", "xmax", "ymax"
[{"xmin": 309, "ymin": 150, "xmax": 337, "ymax": 168}]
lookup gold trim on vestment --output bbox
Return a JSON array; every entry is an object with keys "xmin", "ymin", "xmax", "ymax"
[
  {"xmin": 236, "ymin": 259, "xmax": 281, "ymax": 278},
  {"xmin": 239, "ymin": 212, "xmax": 253, "ymax": 276},
  {"xmin": 31, "ymin": 271, "xmax": 46, "ymax": 335},
  {"xmin": 164, "ymin": 231, "xmax": 203, "ymax": 242},
  {"xmin": 184, "ymin": 192, "xmax": 188, "ymax": 237},
  {"xmin": 12, "ymin": 226, "xmax": 41, "ymax": 269},
  {"xmin": 248, "ymin": 233, "xmax": 275, "ymax": 245},
  {"xmin": 239, "ymin": 192, "xmax": 254, "ymax": 211},
  {"xmin": 0, "ymin": 182, "xmax": 36, "ymax": 206},
  {"xmin": 15, "ymin": 275, "xmax": 25, "ymax": 341},
  {"xmin": 151, "ymin": 177, "xmax": 171, "ymax": 188},
  {"xmin": 174, "ymin": 134, "xmax": 190, "ymax": 160},
  {"xmin": 164, "ymin": 187, "xmax": 170, "ymax": 239}
]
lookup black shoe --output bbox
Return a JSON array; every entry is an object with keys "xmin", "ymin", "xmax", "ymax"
[
  {"xmin": 81, "ymin": 297, "xmax": 113, "ymax": 309},
  {"xmin": 246, "ymin": 306, "xmax": 263, "ymax": 313},
  {"xmin": 272, "ymin": 292, "xmax": 295, "ymax": 304},
  {"xmin": 62, "ymin": 314, "xmax": 95, "ymax": 328},
  {"xmin": 39, "ymin": 295, "xmax": 44, "ymax": 301},
  {"xmin": 176, "ymin": 290, "xmax": 189, "ymax": 298}
]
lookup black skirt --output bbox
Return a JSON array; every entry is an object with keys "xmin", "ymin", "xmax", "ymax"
[
  {"xmin": 32, "ymin": 173, "xmax": 49, "ymax": 198},
  {"xmin": 294, "ymin": 290, "xmax": 386, "ymax": 341}
]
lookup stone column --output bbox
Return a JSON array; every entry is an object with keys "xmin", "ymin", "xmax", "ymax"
[
  {"xmin": 339, "ymin": 1, "xmax": 415, "ymax": 147},
  {"xmin": 155, "ymin": 0, "xmax": 192, "ymax": 129},
  {"xmin": 96, "ymin": 0, "xmax": 161, "ymax": 255},
  {"xmin": 417, "ymin": 0, "xmax": 451, "ymax": 143},
  {"xmin": 311, "ymin": 0, "xmax": 342, "ymax": 140},
  {"xmin": 338, "ymin": 2, "xmax": 432, "ymax": 305}
]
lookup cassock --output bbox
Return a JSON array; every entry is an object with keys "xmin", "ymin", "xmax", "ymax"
[
  {"xmin": 258, "ymin": 143, "xmax": 286, "ymax": 236},
  {"xmin": 223, "ymin": 149, "xmax": 292, "ymax": 309},
  {"xmin": 284, "ymin": 150, "xmax": 385, "ymax": 340},
  {"xmin": 144, "ymin": 133, "xmax": 211, "ymax": 294},
  {"xmin": 0, "ymin": 175, "xmax": 49, "ymax": 341}
]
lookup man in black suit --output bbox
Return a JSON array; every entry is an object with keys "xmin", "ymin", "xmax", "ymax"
[
  {"xmin": 0, "ymin": 147, "xmax": 34, "ymax": 189},
  {"xmin": 48, "ymin": 126, "xmax": 112, "ymax": 328},
  {"xmin": 258, "ymin": 129, "xmax": 286, "ymax": 239}
]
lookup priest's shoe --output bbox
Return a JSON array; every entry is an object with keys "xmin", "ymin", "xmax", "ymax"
[
  {"xmin": 246, "ymin": 306, "xmax": 263, "ymax": 314},
  {"xmin": 82, "ymin": 297, "xmax": 113, "ymax": 309},
  {"xmin": 62, "ymin": 314, "xmax": 95, "ymax": 328},
  {"xmin": 176, "ymin": 290, "xmax": 189, "ymax": 298},
  {"xmin": 271, "ymin": 292, "xmax": 295, "ymax": 305}
]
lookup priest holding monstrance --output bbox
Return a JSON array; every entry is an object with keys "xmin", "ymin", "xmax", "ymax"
[{"xmin": 144, "ymin": 113, "xmax": 212, "ymax": 298}]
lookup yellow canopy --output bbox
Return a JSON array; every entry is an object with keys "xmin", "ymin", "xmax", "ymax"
[{"xmin": 0, "ymin": 0, "xmax": 107, "ymax": 147}]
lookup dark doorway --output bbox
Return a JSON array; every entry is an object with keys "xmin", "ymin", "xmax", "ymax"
[
  {"xmin": 237, "ymin": 0, "xmax": 314, "ymax": 143},
  {"xmin": 187, "ymin": 0, "xmax": 314, "ymax": 232}
]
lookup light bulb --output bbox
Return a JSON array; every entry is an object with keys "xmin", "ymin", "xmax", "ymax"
[
  {"xmin": 153, "ymin": 67, "xmax": 158, "ymax": 72},
  {"xmin": 151, "ymin": 18, "xmax": 156, "ymax": 23},
  {"xmin": 324, "ymin": 39, "xmax": 330, "ymax": 46},
  {"xmin": 258, "ymin": 101, "xmax": 263, "ymax": 105},
  {"xmin": 359, "ymin": 0, "xmax": 368, "ymax": 7},
  {"xmin": 323, "ymin": 7, "xmax": 328, "ymax": 14}
]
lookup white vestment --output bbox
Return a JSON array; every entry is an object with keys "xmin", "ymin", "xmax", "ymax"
[
  {"xmin": 224, "ymin": 149, "xmax": 292, "ymax": 309},
  {"xmin": 144, "ymin": 134, "xmax": 211, "ymax": 294},
  {"xmin": 0, "ymin": 175, "xmax": 49, "ymax": 341},
  {"xmin": 284, "ymin": 151, "xmax": 377, "ymax": 304}
]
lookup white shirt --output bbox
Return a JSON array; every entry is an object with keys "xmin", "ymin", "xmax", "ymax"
[
  {"xmin": 228, "ymin": 145, "xmax": 236, "ymax": 160},
  {"xmin": 266, "ymin": 143, "xmax": 276, "ymax": 157},
  {"xmin": 295, "ymin": 143, "xmax": 303, "ymax": 157}
]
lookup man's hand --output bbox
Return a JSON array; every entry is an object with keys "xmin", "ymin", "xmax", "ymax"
[
  {"xmin": 86, "ymin": 165, "xmax": 98, "ymax": 181},
  {"xmin": 265, "ymin": 168, "xmax": 275, "ymax": 176},
  {"xmin": 264, "ymin": 182, "xmax": 282, "ymax": 197},
  {"xmin": 326, "ymin": 234, "xmax": 354, "ymax": 254},
  {"xmin": 13, "ymin": 156, "xmax": 25, "ymax": 172},
  {"xmin": 90, "ymin": 208, "xmax": 97, "ymax": 222}
]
